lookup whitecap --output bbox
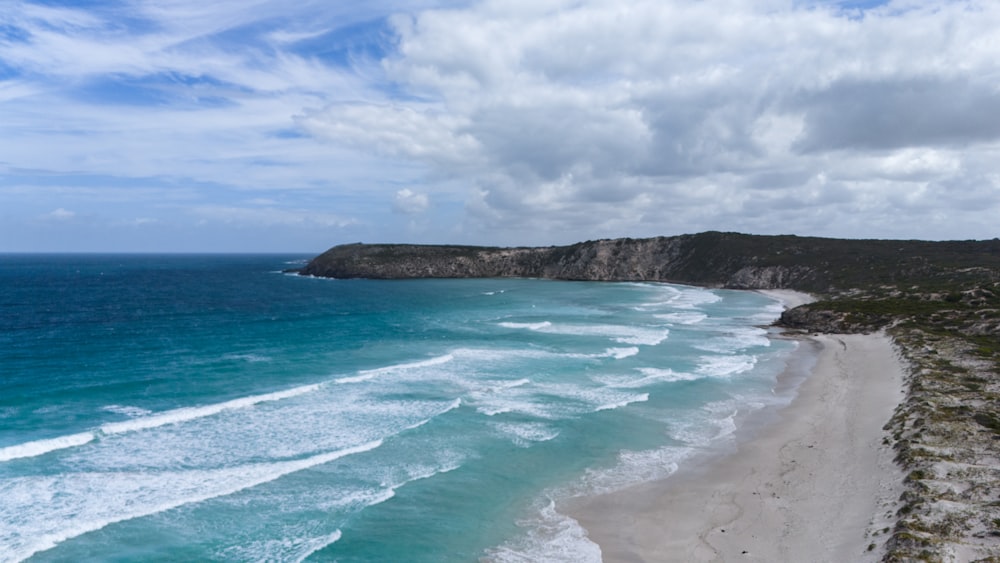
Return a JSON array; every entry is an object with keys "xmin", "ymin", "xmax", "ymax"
[
  {"xmin": 492, "ymin": 422, "xmax": 560, "ymax": 447},
  {"xmin": 634, "ymin": 367, "xmax": 701, "ymax": 383},
  {"xmin": 451, "ymin": 347, "xmax": 555, "ymax": 363},
  {"xmin": 222, "ymin": 529, "xmax": 343, "ymax": 563},
  {"xmin": 694, "ymin": 327, "xmax": 770, "ymax": 354},
  {"xmin": 595, "ymin": 393, "xmax": 649, "ymax": 412},
  {"xmin": 529, "ymin": 383, "xmax": 650, "ymax": 416},
  {"xmin": 503, "ymin": 322, "xmax": 668, "ymax": 346},
  {"xmin": 595, "ymin": 368, "xmax": 700, "ymax": 388},
  {"xmin": 0, "ymin": 432, "xmax": 95, "ymax": 462},
  {"xmin": 483, "ymin": 499, "xmax": 601, "ymax": 563},
  {"xmin": 335, "ymin": 354, "xmax": 454, "ymax": 384},
  {"xmin": 654, "ymin": 312, "xmax": 708, "ymax": 325},
  {"xmin": 474, "ymin": 378, "xmax": 532, "ymax": 395},
  {"xmin": 476, "ymin": 399, "xmax": 553, "ymax": 419},
  {"xmin": 101, "ymin": 405, "xmax": 153, "ymax": 418},
  {"xmin": 671, "ymin": 288, "xmax": 723, "ymax": 309},
  {"xmin": 402, "ymin": 399, "xmax": 462, "ymax": 432},
  {"xmin": 1, "ymin": 383, "xmax": 325, "ymax": 463},
  {"xmin": 0, "ymin": 441, "xmax": 383, "ymax": 562},
  {"xmin": 668, "ymin": 400, "xmax": 749, "ymax": 447},
  {"xmin": 602, "ymin": 347, "xmax": 639, "ymax": 359},
  {"xmin": 695, "ymin": 355, "xmax": 757, "ymax": 377},
  {"xmin": 498, "ymin": 321, "xmax": 552, "ymax": 330},
  {"xmin": 99, "ymin": 383, "xmax": 323, "ymax": 435},
  {"xmin": 572, "ymin": 446, "xmax": 690, "ymax": 496},
  {"xmin": 222, "ymin": 353, "xmax": 272, "ymax": 363}
]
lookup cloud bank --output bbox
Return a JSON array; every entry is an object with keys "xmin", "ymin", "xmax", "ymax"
[
  {"xmin": 2, "ymin": 0, "xmax": 999, "ymax": 250},
  {"xmin": 301, "ymin": 0, "xmax": 1000, "ymax": 243}
]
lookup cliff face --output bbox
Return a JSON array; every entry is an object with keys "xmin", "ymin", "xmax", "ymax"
[
  {"xmin": 298, "ymin": 243, "xmax": 551, "ymax": 280},
  {"xmin": 299, "ymin": 233, "xmax": 817, "ymax": 289},
  {"xmin": 299, "ymin": 231, "xmax": 1000, "ymax": 293}
]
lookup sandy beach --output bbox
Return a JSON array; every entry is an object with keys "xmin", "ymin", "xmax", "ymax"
[{"xmin": 568, "ymin": 324, "xmax": 907, "ymax": 562}]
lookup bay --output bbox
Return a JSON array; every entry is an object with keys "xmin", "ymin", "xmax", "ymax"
[{"xmin": 0, "ymin": 254, "xmax": 795, "ymax": 562}]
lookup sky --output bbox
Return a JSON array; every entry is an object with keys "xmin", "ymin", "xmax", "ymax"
[{"xmin": 2, "ymin": 0, "xmax": 999, "ymax": 252}]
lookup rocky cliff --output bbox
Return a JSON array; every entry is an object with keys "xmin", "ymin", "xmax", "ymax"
[{"xmin": 300, "ymin": 231, "xmax": 1000, "ymax": 294}]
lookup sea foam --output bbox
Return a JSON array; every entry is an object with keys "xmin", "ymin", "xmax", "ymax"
[
  {"xmin": 499, "ymin": 321, "xmax": 669, "ymax": 346},
  {"xmin": 0, "ymin": 441, "xmax": 383, "ymax": 562},
  {"xmin": 484, "ymin": 499, "xmax": 602, "ymax": 563},
  {"xmin": 696, "ymin": 354, "xmax": 757, "ymax": 377},
  {"xmin": 0, "ymin": 432, "xmax": 95, "ymax": 462},
  {"xmin": 492, "ymin": 422, "xmax": 561, "ymax": 447},
  {"xmin": 0, "ymin": 383, "xmax": 324, "ymax": 463},
  {"xmin": 334, "ymin": 354, "xmax": 455, "ymax": 384},
  {"xmin": 222, "ymin": 529, "xmax": 343, "ymax": 563},
  {"xmin": 100, "ymin": 383, "xmax": 323, "ymax": 435}
]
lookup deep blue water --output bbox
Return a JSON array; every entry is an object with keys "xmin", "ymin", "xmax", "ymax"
[{"xmin": 0, "ymin": 254, "xmax": 796, "ymax": 562}]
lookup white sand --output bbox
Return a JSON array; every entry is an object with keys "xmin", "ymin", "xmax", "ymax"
[{"xmin": 568, "ymin": 332, "xmax": 906, "ymax": 562}]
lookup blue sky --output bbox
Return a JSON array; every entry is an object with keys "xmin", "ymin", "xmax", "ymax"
[{"xmin": 2, "ymin": 0, "xmax": 998, "ymax": 252}]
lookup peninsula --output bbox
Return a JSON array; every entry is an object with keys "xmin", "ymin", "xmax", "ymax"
[
  {"xmin": 300, "ymin": 231, "xmax": 999, "ymax": 288},
  {"xmin": 301, "ymin": 231, "xmax": 1000, "ymax": 561}
]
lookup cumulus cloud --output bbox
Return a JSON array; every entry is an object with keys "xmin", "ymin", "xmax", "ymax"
[
  {"xmin": 392, "ymin": 188, "xmax": 430, "ymax": 214},
  {"xmin": 298, "ymin": 104, "xmax": 480, "ymax": 165},
  {"xmin": 297, "ymin": 0, "xmax": 1000, "ymax": 242},
  {"xmin": 4, "ymin": 0, "xmax": 1000, "ymax": 251},
  {"xmin": 791, "ymin": 77, "xmax": 1000, "ymax": 152}
]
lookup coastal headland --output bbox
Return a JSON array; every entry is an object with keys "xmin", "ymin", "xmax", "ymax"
[
  {"xmin": 299, "ymin": 231, "xmax": 1000, "ymax": 292},
  {"xmin": 301, "ymin": 232, "xmax": 1000, "ymax": 561}
]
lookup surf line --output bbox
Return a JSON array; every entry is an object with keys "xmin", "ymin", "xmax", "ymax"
[
  {"xmin": 0, "ymin": 383, "xmax": 323, "ymax": 463},
  {"xmin": 7, "ymin": 441, "xmax": 383, "ymax": 563}
]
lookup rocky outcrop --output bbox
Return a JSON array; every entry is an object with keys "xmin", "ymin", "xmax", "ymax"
[
  {"xmin": 301, "ymin": 237, "xmax": 810, "ymax": 287},
  {"xmin": 299, "ymin": 238, "xmax": 704, "ymax": 282},
  {"xmin": 726, "ymin": 265, "xmax": 817, "ymax": 289},
  {"xmin": 300, "ymin": 232, "xmax": 1000, "ymax": 294},
  {"xmin": 778, "ymin": 306, "xmax": 856, "ymax": 333}
]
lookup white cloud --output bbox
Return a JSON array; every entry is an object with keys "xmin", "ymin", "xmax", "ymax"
[
  {"xmin": 46, "ymin": 208, "xmax": 76, "ymax": 220},
  {"xmin": 118, "ymin": 217, "xmax": 160, "ymax": 226},
  {"xmin": 392, "ymin": 188, "xmax": 430, "ymax": 214},
  {"xmin": 0, "ymin": 0, "xmax": 401, "ymax": 193},
  {"xmin": 297, "ymin": 0, "xmax": 1000, "ymax": 242},
  {"xmin": 298, "ymin": 104, "xmax": 480, "ymax": 166},
  {"xmin": 3, "ymin": 0, "xmax": 1000, "ymax": 251}
]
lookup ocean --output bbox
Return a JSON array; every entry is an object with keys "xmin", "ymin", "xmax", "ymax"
[{"xmin": 0, "ymin": 254, "xmax": 798, "ymax": 562}]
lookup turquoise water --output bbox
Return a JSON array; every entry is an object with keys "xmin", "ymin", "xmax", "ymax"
[{"xmin": 0, "ymin": 255, "xmax": 796, "ymax": 562}]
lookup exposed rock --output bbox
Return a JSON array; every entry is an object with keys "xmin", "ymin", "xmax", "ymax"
[
  {"xmin": 726, "ymin": 265, "xmax": 817, "ymax": 289},
  {"xmin": 778, "ymin": 306, "xmax": 856, "ymax": 333},
  {"xmin": 300, "ymin": 232, "xmax": 1000, "ymax": 294}
]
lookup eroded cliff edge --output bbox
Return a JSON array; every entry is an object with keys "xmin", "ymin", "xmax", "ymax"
[{"xmin": 300, "ymin": 231, "xmax": 1000, "ymax": 293}]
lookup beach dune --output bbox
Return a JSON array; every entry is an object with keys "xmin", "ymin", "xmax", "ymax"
[{"xmin": 568, "ymin": 331, "xmax": 906, "ymax": 562}]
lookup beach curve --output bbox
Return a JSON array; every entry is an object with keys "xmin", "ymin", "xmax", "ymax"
[{"xmin": 566, "ymin": 304, "xmax": 906, "ymax": 561}]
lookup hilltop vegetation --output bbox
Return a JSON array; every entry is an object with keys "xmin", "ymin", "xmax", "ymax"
[{"xmin": 301, "ymin": 231, "xmax": 1000, "ymax": 292}]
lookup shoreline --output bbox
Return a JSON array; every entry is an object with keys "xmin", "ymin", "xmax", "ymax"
[
  {"xmin": 566, "ymin": 323, "xmax": 906, "ymax": 561},
  {"xmin": 753, "ymin": 288, "xmax": 818, "ymax": 309}
]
